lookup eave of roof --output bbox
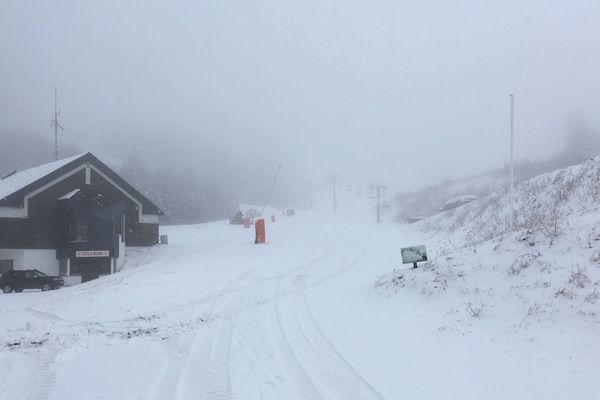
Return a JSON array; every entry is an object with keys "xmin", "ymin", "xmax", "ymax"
[{"xmin": 0, "ymin": 154, "xmax": 85, "ymax": 200}]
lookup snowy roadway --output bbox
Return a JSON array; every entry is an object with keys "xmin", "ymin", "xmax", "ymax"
[{"xmin": 1, "ymin": 210, "xmax": 599, "ymax": 399}]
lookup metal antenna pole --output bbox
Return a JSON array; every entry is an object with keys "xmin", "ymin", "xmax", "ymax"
[
  {"xmin": 54, "ymin": 88, "xmax": 58, "ymax": 160},
  {"xmin": 52, "ymin": 88, "xmax": 63, "ymax": 161}
]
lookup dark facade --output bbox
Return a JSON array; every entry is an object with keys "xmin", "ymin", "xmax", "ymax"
[{"xmin": 0, "ymin": 153, "xmax": 162, "ymax": 279}]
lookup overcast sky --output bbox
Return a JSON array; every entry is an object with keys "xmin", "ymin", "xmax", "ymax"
[{"xmin": 1, "ymin": 0, "xmax": 600, "ymax": 190}]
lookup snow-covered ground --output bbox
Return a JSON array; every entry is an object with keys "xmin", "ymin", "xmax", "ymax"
[{"xmin": 1, "ymin": 169, "xmax": 600, "ymax": 399}]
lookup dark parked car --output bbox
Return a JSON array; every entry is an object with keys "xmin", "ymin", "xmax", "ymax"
[{"xmin": 0, "ymin": 269, "xmax": 64, "ymax": 293}]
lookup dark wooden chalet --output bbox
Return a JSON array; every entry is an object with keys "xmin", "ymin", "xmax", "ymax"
[{"xmin": 0, "ymin": 153, "xmax": 162, "ymax": 281}]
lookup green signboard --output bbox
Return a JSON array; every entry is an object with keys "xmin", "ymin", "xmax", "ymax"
[{"xmin": 401, "ymin": 245, "xmax": 428, "ymax": 264}]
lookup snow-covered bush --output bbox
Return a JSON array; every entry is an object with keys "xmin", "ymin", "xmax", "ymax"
[
  {"xmin": 374, "ymin": 269, "xmax": 408, "ymax": 294},
  {"xmin": 585, "ymin": 289, "xmax": 599, "ymax": 304},
  {"xmin": 508, "ymin": 252, "xmax": 542, "ymax": 276},
  {"xmin": 466, "ymin": 301, "xmax": 486, "ymax": 319},
  {"xmin": 555, "ymin": 288, "xmax": 575, "ymax": 299},
  {"xmin": 569, "ymin": 265, "xmax": 591, "ymax": 288}
]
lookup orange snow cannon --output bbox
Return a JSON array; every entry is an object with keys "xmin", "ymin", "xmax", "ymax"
[{"xmin": 255, "ymin": 219, "xmax": 266, "ymax": 244}]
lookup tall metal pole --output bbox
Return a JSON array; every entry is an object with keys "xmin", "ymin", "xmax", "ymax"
[
  {"xmin": 510, "ymin": 93, "xmax": 514, "ymax": 197},
  {"xmin": 54, "ymin": 88, "xmax": 59, "ymax": 161},
  {"xmin": 509, "ymin": 93, "xmax": 515, "ymax": 230}
]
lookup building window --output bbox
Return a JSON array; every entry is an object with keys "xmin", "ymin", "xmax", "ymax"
[{"xmin": 70, "ymin": 220, "xmax": 88, "ymax": 242}]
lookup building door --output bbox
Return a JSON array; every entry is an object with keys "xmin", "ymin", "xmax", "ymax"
[
  {"xmin": 59, "ymin": 259, "xmax": 68, "ymax": 276},
  {"xmin": 76, "ymin": 258, "xmax": 111, "ymax": 282}
]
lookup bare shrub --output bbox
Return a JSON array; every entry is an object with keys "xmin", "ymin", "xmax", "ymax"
[
  {"xmin": 436, "ymin": 248, "xmax": 450, "ymax": 258},
  {"xmin": 508, "ymin": 252, "xmax": 541, "ymax": 276},
  {"xmin": 466, "ymin": 300, "xmax": 486, "ymax": 318},
  {"xmin": 569, "ymin": 265, "xmax": 591, "ymax": 288},
  {"xmin": 432, "ymin": 271, "xmax": 450, "ymax": 291},
  {"xmin": 590, "ymin": 250, "xmax": 600, "ymax": 264},
  {"xmin": 527, "ymin": 302, "xmax": 544, "ymax": 317},
  {"xmin": 585, "ymin": 289, "xmax": 600, "ymax": 304},
  {"xmin": 555, "ymin": 288, "xmax": 575, "ymax": 299},
  {"xmin": 585, "ymin": 223, "xmax": 600, "ymax": 248},
  {"xmin": 524, "ymin": 195, "xmax": 567, "ymax": 247},
  {"xmin": 374, "ymin": 269, "xmax": 405, "ymax": 293},
  {"xmin": 540, "ymin": 205, "xmax": 568, "ymax": 246}
]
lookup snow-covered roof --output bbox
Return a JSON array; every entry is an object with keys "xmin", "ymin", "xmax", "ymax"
[{"xmin": 0, "ymin": 154, "xmax": 84, "ymax": 200}]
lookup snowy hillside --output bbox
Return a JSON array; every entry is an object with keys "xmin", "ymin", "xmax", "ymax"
[
  {"xmin": 375, "ymin": 158, "xmax": 600, "ymax": 393},
  {"xmin": 421, "ymin": 156, "xmax": 600, "ymax": 245}
]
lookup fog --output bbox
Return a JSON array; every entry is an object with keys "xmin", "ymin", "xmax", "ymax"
[{"xmin": 2, "ymin": 0, "xmax": 600, "ymax": 193}]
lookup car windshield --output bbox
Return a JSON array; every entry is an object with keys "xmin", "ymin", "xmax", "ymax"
[{"xmin": 33, "ymin": 270, "xmax": 48, "ymax": 277}]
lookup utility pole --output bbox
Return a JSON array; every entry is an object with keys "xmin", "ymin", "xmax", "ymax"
[
  {"xmin": 370, "ymin": 181, "xmax": 387, "ymax": 223},
  {"xmin": 510, "ymin": 93, "xmax": 514, "ymax": 197},
  {"xmin": 329, "ymin": 173, "xmax": 339, "ymax": 213},
  {"xmin": 51, "ymin": 88, "xmax": 63, "ymax": 161},
  {"xmin": 509, "ymin": 93, "xmax": 515, "ymax": 229}
]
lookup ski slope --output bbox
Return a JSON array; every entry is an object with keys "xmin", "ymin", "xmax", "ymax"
[{"xmin": 1, "ymin": 195, "xmax": 599, "ymax": 399}]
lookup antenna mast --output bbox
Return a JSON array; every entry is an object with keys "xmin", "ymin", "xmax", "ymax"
[{"xmin": 51, "ymin": 88, "xmax": 63, "ymax": 160}]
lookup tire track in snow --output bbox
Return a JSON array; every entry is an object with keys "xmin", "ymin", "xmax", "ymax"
[
  {"xmin": 172, "ymin": 323, "xmax": 220, "ymax": 400},
  {"xmin": 168, "ymin": 244, "xmax": 322, "ymax": 400},
  {"xmin": 209, "ymin": 244, "xmax": 334, "ymax": 399},
  {"xmin": 200, "ymin": 246, "xmax": 331, "ymax": 400},
  {"xmin": 263, "ymin": 245, "xmax": 335, "ymax": 399},
  {"xmin": 267, "ymin": 301, "xmax": 324, "ymax": 400},
  {"xmin": 0, "ymin": 350, "xmax": 58, "ymax": 400},
  {"xmin": 166, "ymin": 266, "xmax": 256, "ymax": 400},
  {"xmin": 298, "ymin": 291, "xmax": 386, "ymax": 400},
  {"xmin": 271, "ymin": 241, "xmax": 387, "ymax": 400},
  {"xmin": 153, "ymin": 240, "xmax": 366, "ymax": 400},
  {"xmin": 27, "ymin": 351, "xmax": 58, "ymax": 400},
  {"xmin": 206, "ymin": 319, "xmax": 234, "ymax": 400}
]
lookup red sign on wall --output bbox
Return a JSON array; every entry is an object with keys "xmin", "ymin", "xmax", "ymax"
[{"xmin": 76, "ymin": 250, "xmax": 110, "ymax": 258}]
